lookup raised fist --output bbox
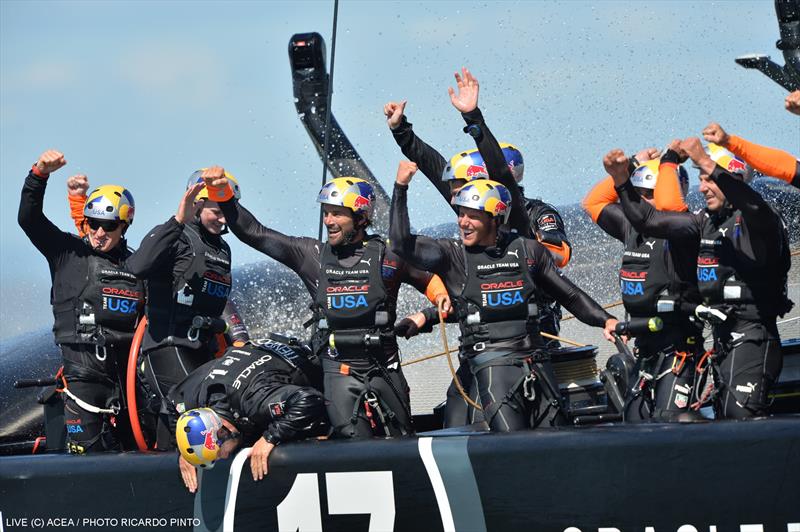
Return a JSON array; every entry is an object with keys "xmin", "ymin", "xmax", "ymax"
[
  {"xmin": 679, "ymin": 137, "xmax": 706, "ymax": 163},
  {"xmin": 395, "ymin": 160, "xmax": 418, "ymax": 186},
  {"xmin": 702, "ymin": 122, "xmax": 729, "ymax": 145},
  {"xmin": 383, "ymin": 101, "xmax": 407, "ymax": 130},
  {"xmin": 666, "ymin": 139, "xmax": 689, "ymax": 162},
  {"xmin": 633, "ymin": 147, "xmax": 660, "ymax": 164},
  {"xmin": 785, "ymin": 90, "xmax": 800, "ymax": 116},
  {"xmin": 35, "ymin": 150, "xmax": 66, "ymax": 175},
  {"xmin": 66, "ymin": 174, "xmax": 90, "ymax": 197},
  {"xmin": 201, "ymin": 166, "xmax": 227, "ymax": 188},
  {"xmin": 602, "ymin": 149, "xmax": 630, "ymax": 186}
]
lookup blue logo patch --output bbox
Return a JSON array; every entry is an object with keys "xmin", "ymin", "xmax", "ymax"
[
  {"xmin": 330, "ymin": 295, "xmax": 368, "ymax": 309},
  {"xmin": 697, "ymin": 268, "xmax": 718, "ymax": 282},
  {"xmin": 105, "ymin": 297, "xmax": 138, "ymax": 314}
]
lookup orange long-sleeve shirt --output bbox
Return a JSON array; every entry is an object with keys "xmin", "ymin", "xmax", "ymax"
[
  {"xmin": 68, "ymin": 193, "xmax": 88, "ymax": 237},
  {"xmin": 726, "ymin": 134, "xmax": 799, "ymax": 186}
]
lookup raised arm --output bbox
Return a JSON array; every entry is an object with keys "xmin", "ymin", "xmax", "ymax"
[
  {"xmin": 384, "ymin": 100, "xmax": 452, "ymax": 204},
  {"xmin": 703, "ymin": 122, "xmax": 799, "ymax": 188},
  {"xmin": 389, "ymin": 161, "xmax": 450, "ymax": 273},
  {"xmin": 203, "ymin": 171, "xmax": 317, "ymax": 273},
  {"xmin": 448, "ymin": 68, "xmax": 531, "ymax": 236},
  {"xmin": 606, "ymin": 149, "xmax": 700, "ymax": 241},
  {"xmin": 582, "ymin": 176, "xmax": 627, "ymax": 242},
  {"xmin": 681, "ymin": 136, "xmax": 781, "ymax": 233},
  {"xmin": 66, "ymin": 174, "xmax": 90, "ymax": 236},
  {"xmin": 18, "ymin": 150, "xmax": 75, "ymax": 258},
  {"xmin": 125, "ymin": 183, "xmax": 203, "ymax": 278},
  {"xmin": 654, "ymin": 143, "xmax": 689, "ymax": 212}
]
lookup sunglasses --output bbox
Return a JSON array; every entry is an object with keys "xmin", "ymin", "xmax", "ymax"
[
  {"xmin": 87, "ymin": 218, "xmax": 122, "ymax": 232},
  {"xmin": 216, "ymin": 426, "xmax": 242, "ymax": 446}
]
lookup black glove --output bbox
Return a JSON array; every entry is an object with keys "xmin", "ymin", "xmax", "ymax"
[{"xmin": 394, "ymin": 318, "xmax": 420, "ymax": 339}]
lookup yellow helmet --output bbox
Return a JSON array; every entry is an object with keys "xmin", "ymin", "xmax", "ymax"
[
  {"xmin": 442, "ymin": 143, "xmax": 524, "ymax": 183},
  {"xmin": 175, "ymin": 408, "xmax": 225, "ymax": 469},
  {"xmin": 187, "ymin": 169, "xmax": 242, "ymax": 202},
  {"xmin": 451, "ymin": 179, "xmax": 512, "ymax": 224},
  {"xmin": 705, "ymin": 143, "xmax": 753, "ymax": 182},
  {"xmin": 83, "ymin": 185, "xmax": 135, "ymax": 225},
  {"xmin": 317, "ymin": 177, "xmax": 375, "ymax": 221}
]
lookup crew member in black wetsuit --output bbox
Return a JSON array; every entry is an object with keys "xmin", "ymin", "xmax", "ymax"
[
  {"xmin": 583, "ymin": 145, "xmax": 702, "ymax": 420},
  {"xmin": 124, "ymin": 167, "xmax": 248, "ymax": 448},
  {"xmin": 171, "ymin": 338, "xmax": 327, "ymax": 493},
  {"xmin": 384, "ymin": 70, "xmax": 572, "ymax": 427},
  {"xmin": 391, "ymin": 161, "xmax": 618, "ymax": 432},
  {"xmin": 203, "ymin": 174, "xmax": 449, "ymax": 439},
  {"xmin": 18, "ymin": 150, "xmax": 145, "ymax": 453},
  {"xmin": 607, "ymin": 138, "xmax": 793, "ymax": 419}
]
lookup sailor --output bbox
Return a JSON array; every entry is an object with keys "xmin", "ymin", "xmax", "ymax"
[
  {"xmin": 384, "ymin": 68, "xmax": 572, "ymax": 426},
  {"xmin": 204, "ymin": 174, "xmax": 449, "ymax": 438},
  {"xmin": 67, "ymin": 173, "xmax": 250, "ymax": 352},
  {"xmin": 123, "ymin": 167, "xmax": 245, "ymax": 448},
  {"xmin": 608, "ymin": 138, "xmax": 793, "ymax": 419},
  {"xmin": 18, "ymin": 150, "xmax": 144, "ymax": 453},
  {"xmin": 583, "ymin": 144, "xmax": 703, "ymax": 420},
  {"xmin": 702, "ymin": 122, "xmax": 799, "ymax": 189},
  {"xmin": 171, "ymin": 338, "xmax": 328, "ymax": 493},
  {"xmin": 390, "ymin": 161, "xmax": 618, "ymax": 432}
]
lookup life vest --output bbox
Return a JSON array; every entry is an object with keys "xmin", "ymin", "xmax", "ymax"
[
  {"xmin": 618, "ymin": 230, "xmax": 672, "ymax": 317},
  {"xmin": 454, "ymin": 236, "xmax": 539, "ymax": 351},
  {"xmin": 696, "ymin": 207, "xmax": 792, "ymax": 319},
  {"xmin": 313, "ymin": 237, "xmax": 392, "ymax": 360},
  {"xmin": 146, "ymin": 221, "xmax": 232, "ymax": 336},
  {"xmin": 52, "ymin": 252, "xmax": 144, "ymax": 346}
]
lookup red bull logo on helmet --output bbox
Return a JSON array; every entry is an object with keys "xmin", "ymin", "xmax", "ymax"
[
  {"xmin": 352, "ymin": 195, "xmax": 370, "ymax": 210},
  {"xmin": 203, "ymin": 429, "xmax": 216, "ymax": 451},
  {"xmin": 726, "ymin": 158, "xmax": 747, "ymax": 174},
  {"xmin": 493, "ymin": 201, "xmax": 508, "ymax": 216},
  {"xmin": 466, "ymin": 164, "xmax": 489, "ymax": 179}
]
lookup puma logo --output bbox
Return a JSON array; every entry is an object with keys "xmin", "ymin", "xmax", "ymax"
[
  {"xmin": 508, "ymin": 249, "xmax": 519, "ymax": 258},
  {"xmin": 359, "ymin": 258, "xmax": 372, "ymax": 266},
  {"xmin": 718, "ymin": 227, "xmax": 729, "ymax": 238},
  {"xmin": 644, "ymin": 241, "xmax": 655, "ymax": 250}
]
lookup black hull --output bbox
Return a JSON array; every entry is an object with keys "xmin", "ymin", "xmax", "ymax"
[{"xmin": 1, "ymin": 417, "xmax": 799, "ymax": 531}]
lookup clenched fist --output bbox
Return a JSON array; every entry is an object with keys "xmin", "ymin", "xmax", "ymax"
[
  {"xmin": 395, "ymin": 160, "xmax": 418, "ymax": 186},
  {"xmin": 603, "ymin": 149, "xmax": 630, "ymax": 186},
  {"xmin": 66, "ymin": 174, "xmax": 90, "ymax": 197},
  {"xmin": 785, "ymin": 90, "xmax": 800, "ymax": 116},
  {"xmin": 702, "ymin": 122, "xmax": 729, "ymax": 146},
  {"xmin": 35, "ymin": 150, "xmax": 66, "ymax": 175}
]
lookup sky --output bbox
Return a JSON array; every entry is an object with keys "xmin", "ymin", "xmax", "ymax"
[{"xmin": 1, "ymin": 0, "xmax": 798, "ymax": 337}]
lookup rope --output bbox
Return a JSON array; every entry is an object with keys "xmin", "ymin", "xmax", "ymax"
[
  {"xmin": 437, "ymin": 300, "xmax": 482, "ymax": 411},
  {"xmin": 561, "ymin": 299, "xmax": 623, "ymax": 322},
  {"xmin": 540, "ymin": 332, "xmax": 586, "ymax": 347},
  {"xmin": 402, "ymin": 326, "xmax": 586, "ymax": 366},
  {"xmin": 316, "ymin": 0, "xmax": 340, "ymax": 241}
]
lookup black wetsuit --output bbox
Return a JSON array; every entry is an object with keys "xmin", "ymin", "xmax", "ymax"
[
  {"xmin": 617, "ymin": 166, "xmax": 793, "ymax": 419},
  {"xmin": 167, "ymin": 339, "xmax": 327, "ymax": 447},
  {"xmin": 18, "ymin": 170, "xmax": 144, "ymax": 453},
  {"xmin": 391, "ymin": 109, "xmax": 571, "ymax": 427},
  {"xmin": 218, "ymin": 199, "xmax": 433, "ymax": 438},
  {"xmin": 126, "ymin": 216, "xmax": 245, "ymax": 446},
  {"xmin": 592, "ymin": 178, "xmax": 702, "ymax": 420},
  {"xmin": 391, "ymin": 183, "xmax": 612, "ymax": 431}
]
